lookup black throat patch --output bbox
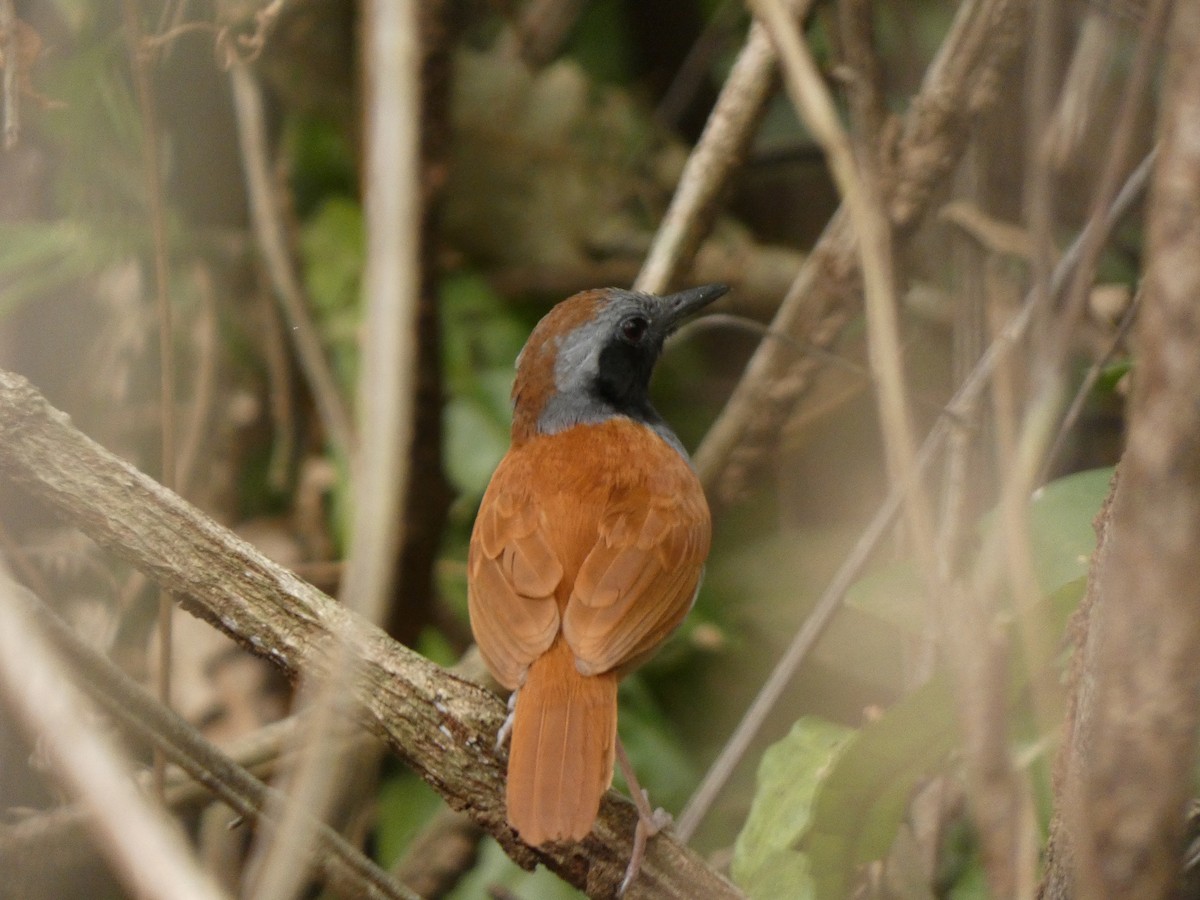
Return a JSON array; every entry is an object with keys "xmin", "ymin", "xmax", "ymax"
[{"xmin": 593, "ymin": 338, "xmax": 662, "ymax": 425}]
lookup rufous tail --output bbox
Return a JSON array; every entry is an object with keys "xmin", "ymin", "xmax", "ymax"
[{"xmin": 506, "ymin": 637, "xmax": 617, "ymax": 846}]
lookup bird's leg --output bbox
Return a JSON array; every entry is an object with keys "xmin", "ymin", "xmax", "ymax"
[
  {"xmin": 495, "ymin": 689, "xmax": 518, "ymax": 753},
  {"xmin": 614, "ymin": 736, "xmax": 672, "ymax": 896}
]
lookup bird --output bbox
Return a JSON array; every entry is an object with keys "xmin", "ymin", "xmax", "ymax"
[{"xmin": 467, "ymin": 283, "xmax": 726, "ymax": 889}]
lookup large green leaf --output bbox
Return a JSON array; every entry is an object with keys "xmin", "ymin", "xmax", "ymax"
[
  {"xmin": 731, "ymin": 717, "xmax": 853, "ymax": 899},
  {"xmin": 802, "ymin": 675, "xmax": 958, "ymax": 899},
  {"xmin": 1026, "ymin": 466, "xmax": 1113, "ymax": 594},
  {"xmin": 847, "ymin": 467, "xmax": 1112, "ymax": 636}
]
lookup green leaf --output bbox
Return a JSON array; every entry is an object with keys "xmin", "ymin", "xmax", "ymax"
[
  {"xmin": 803, "ymin": 675, "xmax": 959, "ymax": 900},
  {"xmin": 738, "ymin": 850, "xmax": 814, "ymax": 900},
  {"xmin": 946, "ymin": 855, "xmax": 991, "ymax": 899},
  {"xmin": 299, "ymin": 197, "xmax": 365, "ymax": 395},
  {"xmin": 843, "ymin": 468, "xmax": 1111, "ymax": 641},
  {"xmin": 842, "ymin": 561, "xmax": 923, "ymax": 633},
  {"xmin": 444, "ymin": 397, "xmax": 512, "ymax": 505},
  {"xmin": 439, "ymin": 272, "xmax": 530, "ymax": 506},
  {"xmin": 614, "ymin": 677, "xmax": 697, "ymax": 813},
  {"xmin": 447, "ymin": 837, "xmax": 584, "ymax": 900},
  {"xmin": 440, "ymin": 271, "xmax": 527, "ymax": 394},
  {"xmin": 300, "ymin": 197, "xmax": 364, "ymax": 317},
  {"xmin": 1026, "ymin": 466, "xmax": 1113, "ymax": 594},
  {"xmin": 374, "ymin": 772, "xmax": 446, "ymax": 867},
  {"xmin": 731, "ymin": 717, "xmax": 853, "ymax": 899}
]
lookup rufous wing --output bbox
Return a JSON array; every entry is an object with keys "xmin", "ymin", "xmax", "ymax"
[
  {"xmin": 468, "ymin": 460, "xmax": 563, "ymax": 690},
  {"xmin": 562, "ymin": 483, "xmax": 710, "ymax": 677}
]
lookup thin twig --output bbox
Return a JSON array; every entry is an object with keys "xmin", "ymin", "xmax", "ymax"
[
  {"xmin": 121, "ymin": 0, "xmax": 178, "ymax": 799},
  {"xmin": 229, "ymin": 62, "xmax": 356, "ymax": 466},
  {"xmin": 836, "ymin": 0, "xmax": 887, "ymax": 159},
  {"xmin": 675, "ymin": 149, "xmax": 1155, "ymax": 843},
  {"xmin": 634, "ymin": 0, "xmax": 815, "ymax": 296},
  {"xmin": 1025, "ymin": 0, "xmax": 1059, "ymax": 357},
  {"xmin": 176, "ymin": 264, "xmax": 219, "ymax": 499},
  {"xmin": 0, "ymin": 575, "xmax": 227, "ymax": 900},
  {"xmin": 753, "ymin": 0, "xmax": 938, "ymax": 582},
  {"xmin": 391, "ymin": 807, "xmax": 485, "ymax": 897},
  {"xmin": 1041, "ymin": 290, "xmax": 1139, "ymax": 479},
  {"xmin": 1, "ymin": 0, "xmax": 18, "ymax": 149},
  {"xmin": 1044, "ymin": 10, "xmax": 1121, "ymax": 168},
  {"xmin": 16, "ymin": 584, "xmax": 419, "ymax": 900},
  {"xmin": 1054, "ymin": 0, "xmax": 1168, "ymax": 353},
  {"xmin": 654, "ymin": 0, "xmax": 739, "ymax": 130},
  {"xmin": 258, "ymin": 270, "xmax": 296, "ymax": 492},
  {"xmin": 246, "ymin": 3, "xmax": 423, "ymax": 898}
]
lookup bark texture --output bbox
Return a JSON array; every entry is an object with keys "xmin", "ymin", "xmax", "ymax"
[{"xmin": 1045, "ymin": 4, "xmax": 1200, "ymax": 895}]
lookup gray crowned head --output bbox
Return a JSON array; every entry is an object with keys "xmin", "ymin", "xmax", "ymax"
[{"xmin": 509, "ymin": 284, "xmax": 728, "ymax": 449}]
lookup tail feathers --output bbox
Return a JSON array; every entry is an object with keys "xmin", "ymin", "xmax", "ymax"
[{"xmin": 506, "ymin": 638, "xmax": 617, "ymax": 846}]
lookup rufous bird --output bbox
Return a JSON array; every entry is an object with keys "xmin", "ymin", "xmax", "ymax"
[{"xmin": 468, "ymin": 283, "xmax": 726, "ymax": 890}]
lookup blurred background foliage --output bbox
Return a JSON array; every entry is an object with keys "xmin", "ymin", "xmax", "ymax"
[{"xmin": 0, "ymin": 0, "xmax": 1142, "ymax": 897}]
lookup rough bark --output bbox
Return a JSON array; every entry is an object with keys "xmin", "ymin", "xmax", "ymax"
[
  {"xmin": 1044, "ymin": 4, "xmax": 1200, "ymax": 895},
  {"xmin": 0, "ymin": 369, "xmax": 742, "ymax": 900}
]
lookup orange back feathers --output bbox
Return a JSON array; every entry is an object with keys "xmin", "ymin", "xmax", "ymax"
[{"xmin": 467, "ymin": 285, "xmax": 723, "ymax": 846}]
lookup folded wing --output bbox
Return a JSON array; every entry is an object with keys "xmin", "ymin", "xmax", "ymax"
[
  {"xmin": 563, "ymin": 485, "xmax": 710, "ymax": 677},
  {"xmin": 468, "ymin": 472, "xmax": 563, "ymax": 690}
]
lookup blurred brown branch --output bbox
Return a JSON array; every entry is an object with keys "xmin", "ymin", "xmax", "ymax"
[
  {"xmin": 11, "ymin": 582, "xmax": 417, "ymax": 900},
  {"xmin": 0, "ymin": 368, "xmax": 742, "ymax": 900},
  {"xmin": 0, "ymin": 576, "xmax": 227, "ymax": 900},
  {"xmin": 1048, "ymin": 1, "xmax": 1200, "ymax": 896}
]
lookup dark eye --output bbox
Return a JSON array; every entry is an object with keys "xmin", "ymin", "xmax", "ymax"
[{"xmin": 620, "ymin": 315, "xmax": 649, "ymax": 343}]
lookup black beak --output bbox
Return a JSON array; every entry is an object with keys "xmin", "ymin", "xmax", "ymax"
[{"xmin": 657, "ymin": 283, "xmax": 729, "ymax": 330}]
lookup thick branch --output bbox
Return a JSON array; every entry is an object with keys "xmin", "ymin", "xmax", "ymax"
[
  {"xmin": 0, "ymin": 369, "xmax": 740, "ymax": 900},
  {"xmin": 1063, "ymin": 3, "xmax": 1200, "ymax": 896}
]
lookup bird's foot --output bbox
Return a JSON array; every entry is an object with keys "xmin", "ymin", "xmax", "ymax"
[
  {"xmin": 615, "ymin": 739, "xmax": 673, "ymax": 897},
  {"xmin": 495, "ymin": 690, "xmax": 517, "ymax": 753},
  {"xmin": 618, "ymin": 792, "xmax": 672, "ymax": 896}
]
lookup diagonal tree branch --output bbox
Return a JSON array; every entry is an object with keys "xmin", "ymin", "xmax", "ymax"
[
  {"xmin": 0, "ymin": 576, "xmax": 227, "ymax": 900},
  {"xmin": 11, "ymin": 580, "xmax": 418, "ymax": 900},
  {"xmin": 1061, "ymin": 2, "xmax": 1200, "ymax": 895},
  {"xmin": 0, "ymin": 368, "xmax": 741, "ymax": 900},
  {"xmin": 634, "ymin": 0, "xmax": 814, "ymax": 297}
]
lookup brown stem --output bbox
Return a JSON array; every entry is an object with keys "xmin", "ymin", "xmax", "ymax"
[
  {"xmin": 120, "ymin": 0, "xmax": 178, "ymax": 799},
  {"xmin": 1056, "ymin": 3, "xmax": 1200, "ymax": 895}
]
